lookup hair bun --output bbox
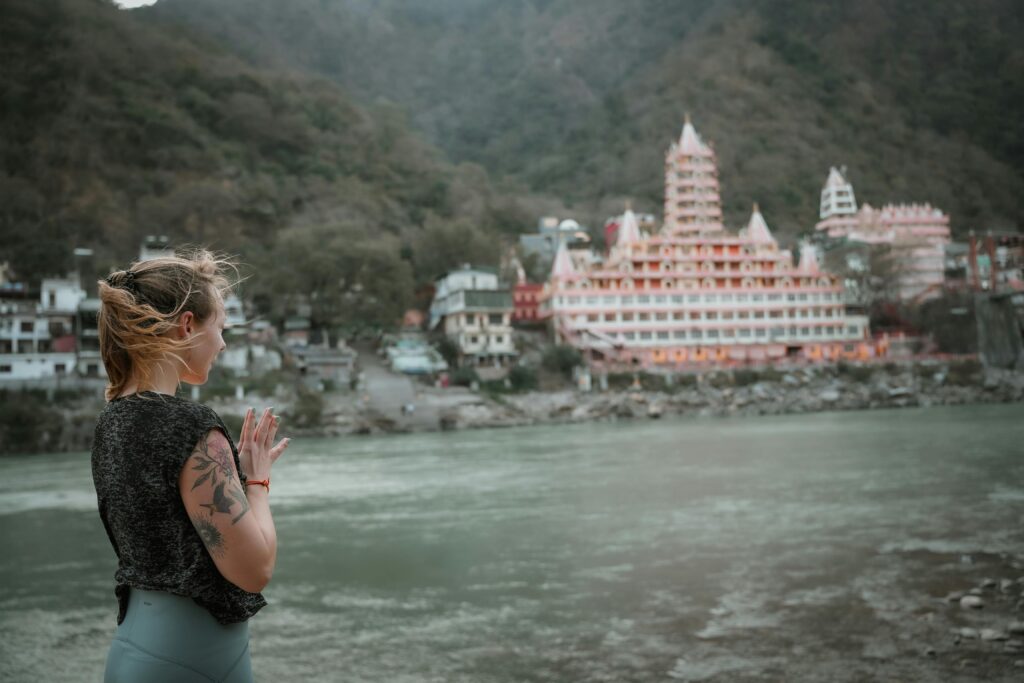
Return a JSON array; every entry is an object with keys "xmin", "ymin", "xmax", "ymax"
[{"xmin": 106, "ymin": 270, "xmax": 138, "ymax": 293}]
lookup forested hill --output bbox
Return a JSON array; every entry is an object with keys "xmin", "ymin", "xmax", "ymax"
[
  {"xmin": 0, "ymin": 0, "xmax": 524, "ymax": 313},
  {"xmin": 145, "ymin": 0, "xmax": 1024, "ymax": 237}
]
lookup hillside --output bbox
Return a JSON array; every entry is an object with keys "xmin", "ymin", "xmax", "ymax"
[
  {"xmin": 145, "ymin": 0, "xmax": 1024, "ymax": 237},
  {"xmin": 0, "ymin": 0, "xmax": 525, "ymax": 320}
]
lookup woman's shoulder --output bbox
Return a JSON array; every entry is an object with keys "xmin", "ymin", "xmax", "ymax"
[{"xmin": 105, "ymin": 392, "xmax": 224, "ymax": 429}]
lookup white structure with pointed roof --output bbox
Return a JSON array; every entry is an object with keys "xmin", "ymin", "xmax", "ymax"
[
  {"xmin": 820, "ymin": 167, "xmax": 857, "ymax": 219},
  {"xmin": 814, "ymin": 167, "xmax": 951, "ymax": 300}
]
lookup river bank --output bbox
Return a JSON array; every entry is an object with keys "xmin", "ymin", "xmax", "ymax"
[
  {"xmin": 3, "ymin": 361, "xmax": 1023, "ymax": 453},
  {"xmin": 279, "ymin": 360, "xmax": 1024, "ymax": 438}
]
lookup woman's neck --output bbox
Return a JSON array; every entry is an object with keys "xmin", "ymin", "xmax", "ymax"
[{"xmin": 120, "ymin": 361, "xmax": 182, "ymax": 398}]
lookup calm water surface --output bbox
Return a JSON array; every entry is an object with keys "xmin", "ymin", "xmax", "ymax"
[{"xmin": 1, "ymin": 404, "xmax": 1023, "ymax": 682}]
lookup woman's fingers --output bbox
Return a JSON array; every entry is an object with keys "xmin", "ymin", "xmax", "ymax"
[
  {"xmin": 269, "ymin": 438, "xmax": 290, "ymax": 462},
  {"xmin": 265, "ymin": 414, "xmax": 280, "ymax": 449},
  {"xmin": 254, "ymin": 407, "xmax": 272, "ymax": 445},
  {"xmin": 240, "ymin": 407, "xmax": 254, "ymax": 446}
]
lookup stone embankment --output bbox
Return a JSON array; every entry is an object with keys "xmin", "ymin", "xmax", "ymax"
[
  {"xmin": 4, "ymin": 363, "xmax": 1023, "ymax": 452},
  {"xmin": 339, "ymin": 363, "xmax": 1024, "ymax": 435}
]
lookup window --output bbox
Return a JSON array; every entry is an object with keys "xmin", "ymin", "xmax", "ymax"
[
  {"xmin": 640, "ymin": 331, "xmax": 652, "ymax": 340},
  {"xmin": 20, "ymin": 321, "xmax": 33, "ymax": 333},
  {"xmin": 673, "ymin": 330, "xmax": 686, "ymax": 339},
  {"xmin": 488, "ymin": 314, "xmax": 503, "ymax": 325},
  {"xmin": 0, "ymin": 364, "xmax": 10, "ymax": 373},
  {"xmin": 739, "ymin": 329, "xmax": 751, "ymax": 338},
  {"xmin": 55, "ymin": 363, "xmax": 66, "ymax": 374},
  {"xmin": 621, "ymin": 296, "xmax": 634, "ymax": 305},
  {"xmin": 638, "ymin": 295, "xmax": 650, "ymax": 304},
  {"xmin": 625, "ymin": 332, "xmax": 636, "ymax": 340},
  {"xmin": 847, "ymin": 326, "xmax": 859, "ymax": 335},
  {"xmin": 655, "ymin": 313, "xmax": 668, "ymax": 321},
  {"xmin": 657, "ymin": 331, "xmax": 669, "ymax": 340},
  {"xmin": 622, "ymin": 313, "xmax": 634, "ymax": 322},
  {"xmin": 469, "ymin": 336, "xmax": 479, "ymax": 344},
  {"xmin": 493, "ymin": 336, "xmax": 504, "ymax": 344},
  {"xmin": 638, "ymin": 313, "xmax": 650, "ymax": 322},
  {"xmin": 706, "ymin": 312, "xmax": 718, "ymax": 320},
  {"xmin": 755, "ymin": 328, "xmax": 766, "ymax": 337},
  {"xmin": 706, "ymin": 330, "xmax": 719, "ymax": 339},
  {"xmin": 692, "ymin": 329, "xmax": 704, "ymax": 340},
  {"xmin": 654, "ymin": 295, "xmax": 667, "ymax": 304}
]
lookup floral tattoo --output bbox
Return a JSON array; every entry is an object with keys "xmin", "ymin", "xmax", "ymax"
[
  {"xmin": 191, "ymin": 515, "xmax": 226, "ymax": 558},
  {"xmin": 190, "ymin": 433, "xmax": 250, "ymax": 526}
]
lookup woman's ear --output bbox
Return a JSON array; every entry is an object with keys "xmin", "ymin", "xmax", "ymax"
[{"xmin": 179, "ymin": 311, "xmax": 195, "ymax": 338}]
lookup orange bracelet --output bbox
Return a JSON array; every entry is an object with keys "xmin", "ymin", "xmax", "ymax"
[{"xmin": 244, "ymin": 479, "xmax": 270, "ymax": 491}]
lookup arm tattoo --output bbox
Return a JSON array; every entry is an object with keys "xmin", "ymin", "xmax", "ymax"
[
  {"xmin": 190, "ymin": 434, "xmax": 250, "ymax": 524},
  {"xmin": 191, "ymin": 515, "xmax": 227, "ymax": 558}
]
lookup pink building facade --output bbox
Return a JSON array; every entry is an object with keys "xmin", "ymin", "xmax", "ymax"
[
  {"xmin": 541, "ymin": 121, "xmax": 880, "ymax": 369},
  {"xmin": 815, "ymin": 167, "xmax": 951, "ymax": 301}
]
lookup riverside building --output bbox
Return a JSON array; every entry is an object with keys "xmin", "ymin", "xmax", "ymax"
[
  {"xmin": 814, "ymin": 167, "xmax": 951, "ymax": 301},
  {"xmin": 542, "ymin": 118, "xmax": 879, "ymax": 368}
]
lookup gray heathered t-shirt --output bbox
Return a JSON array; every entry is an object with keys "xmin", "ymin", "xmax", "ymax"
[{"xmin": 91, "ymin": 391, "xmax": 266, "ymax": 625}]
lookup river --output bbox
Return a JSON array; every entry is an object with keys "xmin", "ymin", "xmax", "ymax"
[{"xmin": 1, "ymin": 404, "xmax": 1023, "ymax": 682}]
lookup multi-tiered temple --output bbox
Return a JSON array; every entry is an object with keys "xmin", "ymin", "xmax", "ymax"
[{"xmin": 542, "ymin": 119, "xmax": 880, "ymax": 368}]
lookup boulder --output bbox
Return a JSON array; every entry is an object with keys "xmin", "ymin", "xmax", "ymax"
[{"xmin": 960, "ymin": 595, "xmax": 984, "ymax": 609}]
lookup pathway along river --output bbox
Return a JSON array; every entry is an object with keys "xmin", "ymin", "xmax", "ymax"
[{"xmin": 1, "ymin": 404, "xmax": 1023, "ymax": 682}]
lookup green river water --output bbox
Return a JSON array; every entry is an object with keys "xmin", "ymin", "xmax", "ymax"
[{"xmin": 1, "ymin": 404, "xmax": 1023, "ymax": 682}]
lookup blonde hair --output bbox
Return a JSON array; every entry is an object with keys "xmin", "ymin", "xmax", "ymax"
[{"xmin": 97, "ymin": 249, "xmax": 237, "ymax": 401}]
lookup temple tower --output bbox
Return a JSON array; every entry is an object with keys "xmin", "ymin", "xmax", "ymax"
[
  {"xmin": 819, "ymin": 167, "xmax": 857, "ymax": 219},
  {"xmin": 663, "ymin": 116, "xmax": 724, "ymax": 235}
]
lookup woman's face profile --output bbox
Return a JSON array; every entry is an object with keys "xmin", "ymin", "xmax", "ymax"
[{"xmin": 180, "ymin": 298, "xmax": 227, "ymax": 386}]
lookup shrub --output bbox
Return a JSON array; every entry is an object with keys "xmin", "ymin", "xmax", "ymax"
[
  {"xmin": 542, "ymin": 345, "xmax": 582, "ymax": 378},
  {"xmin": 507, "ymin": 365, "xmax": 538, "ymax": 392},
  {"xmin": 946, "ymin": 358, "xmax": 982, "ymax": 386},
  {"xmin": 733, "ymin": 369, "xmax": 760, "ymax": 386},
  {"xmin": 837, "ymin": 361, "xmax": 874, "ymax": 382},
  {"xmin": 451, "ymin": 366, "xmax": 480, "ymax": 387},
  {"xmin": 289, "ymin": 388, "xmax": 323, "ymax": 427},
  {"xmin": 0, "ymin": 393, "xmax": 65, "ymax": 454}
]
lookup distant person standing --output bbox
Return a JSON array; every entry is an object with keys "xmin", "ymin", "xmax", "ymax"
[{"xmin": 91, "ymin": 251, "xmax": 289, "ymax": 682}]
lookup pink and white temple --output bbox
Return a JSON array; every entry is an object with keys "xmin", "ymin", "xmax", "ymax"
[{"xmin": 540, "ymin": 118, "xmax": 883, "ymax": 368}]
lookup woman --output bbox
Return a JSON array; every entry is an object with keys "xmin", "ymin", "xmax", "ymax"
[{"xmin": 91, "ymin": 250, "xmax": 289, "ymax": 682}]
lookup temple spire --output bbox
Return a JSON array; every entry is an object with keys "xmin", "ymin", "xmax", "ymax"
[
  {"xmin": 798, "ymin": 242, "xmax": 820, "ymax": 272},
  {"xmin": 746, "ymin": 203, "xmax": 774, "ymax": 243},
  {"xmin": 616, "ymin": 208, "xmax": 642, "ymax": 246},
  {"xmin": 551, "ymin": 239, "xmax": 576, "ymax": 278}
]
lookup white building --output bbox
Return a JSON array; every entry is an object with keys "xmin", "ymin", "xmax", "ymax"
[
  {"xmin": 0, "ymin": 277, "xmax": 85, "ymax": 381},
  {"xmin": 429, "ymin": 265, "xmax": 517, "ymax": 366}
]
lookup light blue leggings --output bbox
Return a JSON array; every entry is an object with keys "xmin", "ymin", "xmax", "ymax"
[{"xmin": 104, "ymin": 589, "xmax": 253, "ymax": 683}]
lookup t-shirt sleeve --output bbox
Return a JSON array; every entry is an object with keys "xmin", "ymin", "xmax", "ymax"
[{"xmin": 163, "ymin": 404, "xmax": 233, "ymax": 492}]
